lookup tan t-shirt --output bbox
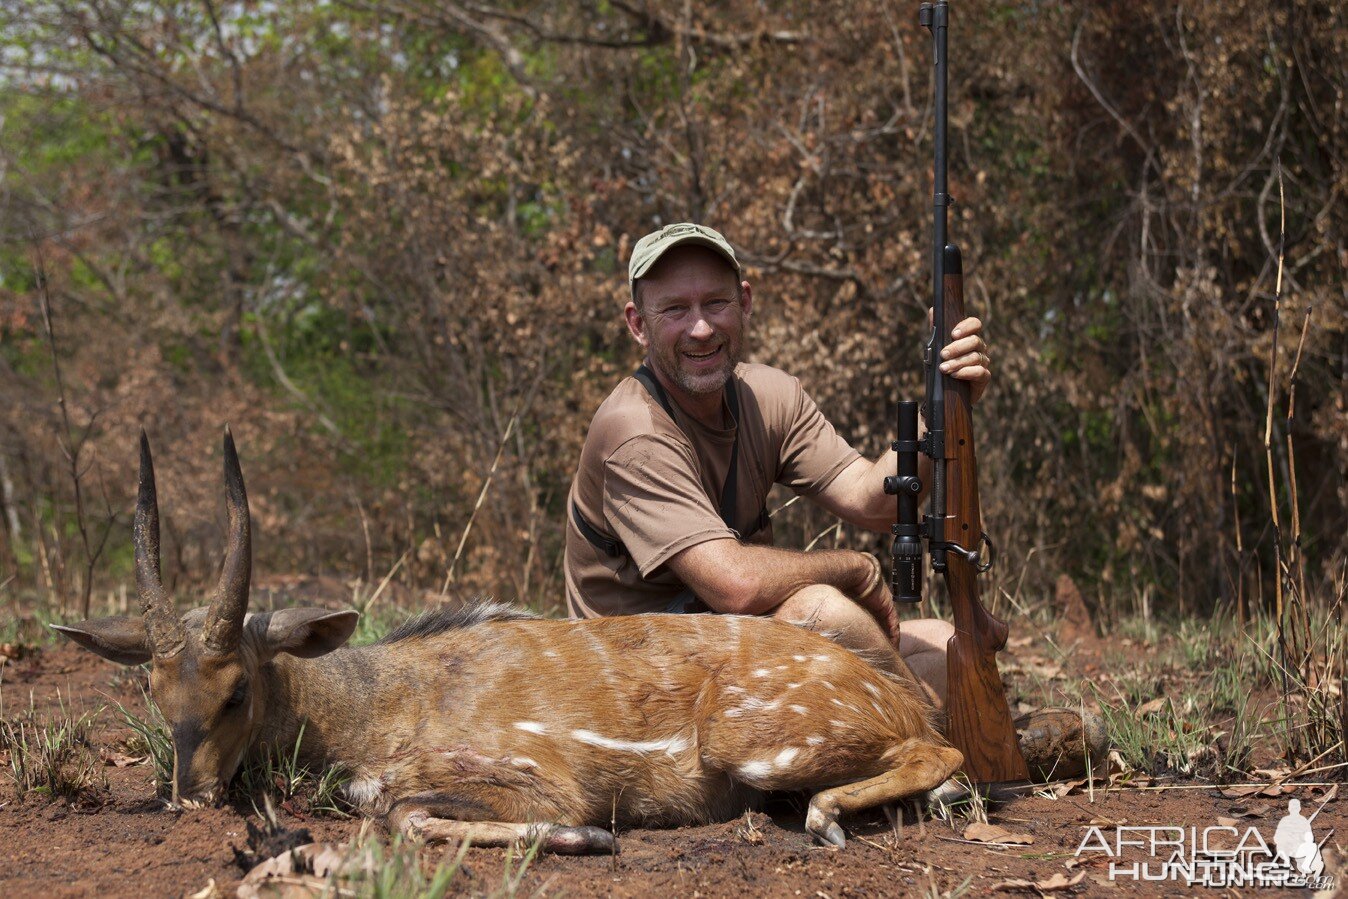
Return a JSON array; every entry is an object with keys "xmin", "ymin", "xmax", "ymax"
[{"xmin": 565, "ymin": 362, "xmax": 862, "ymax": 618}]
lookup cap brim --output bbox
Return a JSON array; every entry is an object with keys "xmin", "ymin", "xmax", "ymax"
[{"xmin": 629, "ymin": 235, "xmax": 740, "ymax": 283}]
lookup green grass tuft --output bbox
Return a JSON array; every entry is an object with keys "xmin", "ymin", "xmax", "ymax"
[{"xmin": 0, "ymin": 689, "xmax": 106, "ymax": 802}]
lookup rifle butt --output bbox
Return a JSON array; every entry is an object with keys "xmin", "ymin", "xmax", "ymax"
[{"xmin": 945, "ymin": 629, "xmax": 1030, "ymax": 783}]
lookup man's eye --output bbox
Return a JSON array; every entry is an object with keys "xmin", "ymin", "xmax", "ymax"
[{"xmin": 707, "ymin": 300, "xmax": 731, "ymax": 312}]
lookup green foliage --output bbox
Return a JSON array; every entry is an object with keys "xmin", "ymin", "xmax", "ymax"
[
  {"xmin": 113, "ymin": 684, "xmax": 174, "ymax": 799},
  {"xmin": 323, "ymin": 834, "xmax": 473, "ymax": 899},
  {"xmin": 0, "ymin": 690, "xmax": 106, "ymax": 801},
  {"xmin": 236, "ymin": 721, "xmax": 352, "ymax": 817},
  {"xmin": 1087, "ymin": 650, "xmax": 1261, "ymax": 782}
]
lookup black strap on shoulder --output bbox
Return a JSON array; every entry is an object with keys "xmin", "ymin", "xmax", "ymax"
[
  {"xmin": 633, "ymin": 363, "xmax": 677, "ymax": 421},
  {"xmin": 717, "ymin": 372, "xmax": 741, "ymax": 531},
  {"xmin": 571, "ymin": 498, "xmax": 623, "ymax": 557},
  {"xmin": 573, "ymin": 365, "xmax": 770, "ymax": 596}
]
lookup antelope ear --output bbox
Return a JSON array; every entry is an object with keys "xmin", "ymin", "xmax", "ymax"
[
  {"xmin": 51, "ymin": 618, "xmax": 153, "ymax": 665},
  {"xmin": 262, "ymin": 609, "xmax": 360, "ymax": 659}
]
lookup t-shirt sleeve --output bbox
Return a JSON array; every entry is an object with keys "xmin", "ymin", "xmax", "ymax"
[
  {"xmin": 776, "ymin": 380, "xmax": 863, "ymax": 496},
  {"xmin": 602, "ymin": 435, "xmax": 738, "ymax": 576}
]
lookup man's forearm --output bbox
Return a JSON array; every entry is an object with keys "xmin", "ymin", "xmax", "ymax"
[
  {"xmin": 838, "ymin": 415, "xmax": 934, "ymax": 532},
  {"xmin": 669, "ymin": 540, "xmax": 877, "ymax": 616}
]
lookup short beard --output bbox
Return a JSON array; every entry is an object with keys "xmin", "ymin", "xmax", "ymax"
[{"xmin": 653, "ymin": 342, "xmax": 738, "ymax": 397}]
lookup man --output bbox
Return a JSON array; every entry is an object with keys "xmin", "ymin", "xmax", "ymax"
[{"xmin": 566, "ymin": 223, "xmax": 1101, "ymax": 773}]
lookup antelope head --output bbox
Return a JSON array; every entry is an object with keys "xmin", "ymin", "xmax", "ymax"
[{"xmin": 54, "ymin": 429, "xmax": 358, "ymax": 806}]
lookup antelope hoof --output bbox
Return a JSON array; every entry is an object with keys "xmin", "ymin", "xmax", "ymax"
[
  {"xmin": 541, "ymin": 825, "xmax": 618, "ymax": 855},
  {"xmin": 805, "ymin": 806, "xmax": 846, "ymax": 848},
  {"xmin": 815, "ymin": 822, "xmax": 846, "ymax": 849}
]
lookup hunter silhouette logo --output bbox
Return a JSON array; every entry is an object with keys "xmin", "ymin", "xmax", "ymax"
[
  {"xmin": 1274, "ymin": 799, "xmax": 1326, "ymax": 878},
  {"xmin": 1075, "ymin": 794, "xmax": 1335, "ymax": 889}
]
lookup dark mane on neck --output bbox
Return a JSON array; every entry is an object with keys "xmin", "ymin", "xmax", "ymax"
[{"xmin": 376, "ymin": 601, "xmax": 536, "ymax": 644}]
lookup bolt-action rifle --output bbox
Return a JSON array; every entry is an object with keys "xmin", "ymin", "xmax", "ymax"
[{"xmin": 884, "ymin": 0, "xmax": 1029, "ymax": 784}]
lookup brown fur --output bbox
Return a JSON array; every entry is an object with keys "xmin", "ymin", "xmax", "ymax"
[{"xmin": 54, "ymin": 438, "xmax": 960, "ymax": 851}]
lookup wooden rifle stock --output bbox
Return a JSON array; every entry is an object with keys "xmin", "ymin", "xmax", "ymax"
[{"xmin": 938, "ymin": 246, "xmax": 1028, "ymax": 783}]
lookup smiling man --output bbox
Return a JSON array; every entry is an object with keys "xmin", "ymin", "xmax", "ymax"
[
  {"xmin": 565, "ymin": 221, "xmax": 990, "ymax": 702},
  {"xmin": 565, "ymin": 222, "xmax": 1103, "ymax": 776}
]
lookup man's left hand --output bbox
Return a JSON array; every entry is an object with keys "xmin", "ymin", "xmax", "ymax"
[{"xmin": 935, "ymin": 315, "xmax": 991, "ymax": 405}]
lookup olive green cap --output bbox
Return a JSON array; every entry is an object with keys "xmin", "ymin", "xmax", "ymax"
[{"xmin": 628, "ymin": 222, "xmax": 740, "ymax": 296}]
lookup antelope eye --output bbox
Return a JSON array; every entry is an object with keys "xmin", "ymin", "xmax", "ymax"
[{"xmin": 224, "ymin": 682, "xmax": 248, "ymax": 710}]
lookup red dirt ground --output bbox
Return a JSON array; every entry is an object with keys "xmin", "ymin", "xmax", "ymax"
[{"xmin": 2, "ymin": 644, "xmax": 1342, "ymax": 897}]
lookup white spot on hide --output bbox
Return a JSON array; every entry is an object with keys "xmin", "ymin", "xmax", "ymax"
[
  {"xmin": 792, "ymin": 655, "xmax": 807, "ymax": 662},
  {"xmin": 751, "ymin": 668, "xmax": 771, "ymax": 678},
  {"xmin": 737, "ymin": 760, "xmax": 772, "ymax": 781},
  {"xmin": 569, "ymin": 729, "xmax": 689, "ymax": 756},
  {"xmin": 774, "ymin": 747, "xmax": 800, "ymax": 768},
  {"xmin": 514, "ymin": 721, "xmax": 547, "ymax": 734},
  {"xmin": 862, "ymin": 681, "xmax": 881, "ymax": 697},
  {"xmin": 510, "ymin": 757, "xmax": 539, "ymax": 769},
  {"xmin": 807, "ymin": 735, "xmax": 825, "ymax": 746},
  {"xmin": 820, "ymin": 680, "xmax": 836, "ymax": 691},
  {"xmin": 786, "ymin": 682, "xmax": 801, "ymax": 689},
  {"xmin": 789, "ymin": 704, "xmax": 808, "ymax": 715}
]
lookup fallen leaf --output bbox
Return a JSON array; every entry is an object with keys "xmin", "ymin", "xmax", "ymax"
[
  {"xmin": 964, "ymin": 822, "xmax": 1034, "ymax": 845},
  {"xmin": 1259, "ymin": 784, "xmax": 1297, "ymax": 798},
  {"xmin": 101, "ymin": 750, "xmax": 148, "ymax": 768},
  {"xmin": 237, "ymin": 842, "xmax": 377, "ymax": 899},
  {"xmin": 1135, "ymin": 697, "xmax": 1168, "ymax": 717},
  {"xmin": 1226, "ymin": 804, "xmax": 1270, "ymax": 818},
  {"xmin": 1217, "ymin": 817, "xmax": 1241, "ymax": 827},
  {"xmin": 1222, "ymin": 784, "xmax": 1273, "ymax": 799},
  {"xmin": 1049, "ymin": 778, "xmax": 1087, "ymax": 799},
  {"xmin": 1252, "ymin": 767, "xmax": 1293, "ymax": 779},
  {"xmin": 992, "ymin": 870, "xmax": 1085, "ymax": 892}
]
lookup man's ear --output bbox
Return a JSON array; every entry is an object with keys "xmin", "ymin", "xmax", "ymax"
[
  {"xmin": 262, "ymin": 608, "xmax": 360, "ymax": 659},
  {"xmin": 623, "ymin": 301, "xmax": 649, "ymax": 349},
  {"xmin": 51, "ymin": 617, "xmax": 153, "ymax": 666},
  {"xmin": 739, "ymin": 280, "xmax": 753, "ymax": 318}
]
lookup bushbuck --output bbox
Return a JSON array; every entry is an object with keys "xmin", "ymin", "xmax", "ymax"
[{"xmin": 55, "ymin": 431, "xmax": 961, "ymax": 853}]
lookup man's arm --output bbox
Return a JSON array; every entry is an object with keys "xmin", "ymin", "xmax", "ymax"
[
  {"xmin": 810, "ymin": 442, "xmax": 930, "ymax": 533},
  {"xmin": 664, "ymin": 538, "xmax": 901, "ymax": 644},
  {"xmin": 814, "ymin": 314, "xmax": 991, "ymax": 532}
]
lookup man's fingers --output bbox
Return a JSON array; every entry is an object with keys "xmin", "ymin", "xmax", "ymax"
[
  {"xmin": 878, "ymin": 603, "xmax": 900, "ymax": 646},
  {"xmin": 940, "ymin": 335, "xmax": 986, "ymax": 360},
  {"xmin": 949, "ymin": 316, "xmax": 982, "ymax": 338},
  {"xmin": 939, "ymin": 351, "xmax": 990, "ymax": 374}
]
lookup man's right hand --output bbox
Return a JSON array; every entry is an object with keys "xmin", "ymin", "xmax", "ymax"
[{"xmin": 852, "ymin": 552, "xmax": 903, "ymax": 649}]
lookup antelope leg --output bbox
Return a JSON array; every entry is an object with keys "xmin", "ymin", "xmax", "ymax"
[
  {"xmin": 388, "ymin": 800, "xmax": 616, "ymax": 855},
  {"xmin": 805, "ymin": 741, "xmax": 963, "ymax": 848}
]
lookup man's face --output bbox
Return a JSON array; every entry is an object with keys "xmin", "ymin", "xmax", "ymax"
[{"xmin": 625, "ymin": 245, "xmax": 752, "ymax": 398}]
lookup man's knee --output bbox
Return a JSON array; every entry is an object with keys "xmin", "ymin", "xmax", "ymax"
[
  {"xmin": 771, "ymin": 584, "xmax": 859, "ymax": 635},
  {"xmin": 900, "ymin": 619, "xmax": 954, "ymax": 659}
]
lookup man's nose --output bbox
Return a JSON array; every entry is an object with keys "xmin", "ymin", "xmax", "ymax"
[{"xmin": 689, "ymin": 316, "xmax": 715, "ymax": 340}]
